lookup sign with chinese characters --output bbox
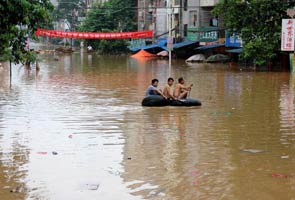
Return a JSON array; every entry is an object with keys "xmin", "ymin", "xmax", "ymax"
[
  {"xmin": 36, "ymin": 29, "xmax": 153, "ymax": 39},
  {"xmin": 225, "ymin": 31, "xmax": 242, "ymax": 48},
  {"xmin": 186, "ymin": 27, "xmax": 219, "ymax": 43},
  {"xmin": 281, "ymin": 19, "xmax": 295, "ymax": 51},
  {"xmin": 167, "ymin": 36, "xmax": 173, "ymax": 50}
]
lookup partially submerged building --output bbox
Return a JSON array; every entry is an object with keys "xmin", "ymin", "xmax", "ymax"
[{"xmin": 132, "ymin": 0, "xmax": 227, "ymax": 58}]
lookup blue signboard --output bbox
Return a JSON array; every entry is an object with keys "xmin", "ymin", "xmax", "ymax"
[{"xmin": 225, "ymin": 32, "xmax": 242, "ymax": 47}]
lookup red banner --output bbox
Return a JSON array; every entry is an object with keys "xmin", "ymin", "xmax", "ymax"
[{"xmin": 35, "ymin": 29, "xmax": 153, "ymax": 39}]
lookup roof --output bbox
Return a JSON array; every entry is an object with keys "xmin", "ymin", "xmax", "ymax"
[
  {"xmin": 196, "ymin": 44, "xmax": 225, "ymax": 50},
  {"xmin": 226, "ymin": 48, "xmax": 243, "ymax": 54}
]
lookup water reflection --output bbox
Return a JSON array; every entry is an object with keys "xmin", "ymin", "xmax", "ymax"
[
  {"xmin": 122, "ymin": 106, "xmax": 235, "ymax": 199},
  {"xmin": 280, "ymin": 74, "xmax": 295, "ymax": 132},
  {"xmin": 0, "ymin": 54, "xmax": 295, "ymax": 199}
]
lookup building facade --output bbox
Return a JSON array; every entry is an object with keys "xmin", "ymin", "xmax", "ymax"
[
  {"xmin": 86, "ymin": 0, "xmax": 109, "ymax": 7},
  {"xmin": 137, "ymin": 0, "xmax": 220, "ymax": 41}
]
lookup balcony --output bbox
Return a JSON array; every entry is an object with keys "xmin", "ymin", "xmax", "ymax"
[
  {"xmin": 200, "ymin": 0, "xmax": 219, "ymax": 7},
  {"xmin": 148, "ymin": 4, "xmax": 153, "ymax": 12}
]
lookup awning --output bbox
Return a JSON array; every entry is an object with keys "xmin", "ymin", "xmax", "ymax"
[
  {"xmin": 129, "ymin": 39, "xmax": 167, "ymax": 52},
  {"xmin": 131, "ymin": 40, "xmax": 198, "ymax": 52},
  {"xmin": 226, "ymin": 48, "xmax": 243, "ymax": 54},
  {"xmin": 173, "ymin": 40, "xmax": 198, "ymax": 49},
  {"xmin": 196, "ymin": 44, "xmax": 224, "ymax": 50},
  {"xmin": 129, "ymin": 44, "xmax": 159, "ymax": 52}
]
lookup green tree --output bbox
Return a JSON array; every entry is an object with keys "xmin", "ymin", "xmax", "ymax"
[
  {"xmin": 0, "ymin": 0, "xmax": 53, "ymax": 64},
  {"xmin": 213, "ymin": 0, "xmax": 293, "ymax": 66},
  {"xmin": 80, "ymin": 0, "xmax": 137, "ymax": 54}
]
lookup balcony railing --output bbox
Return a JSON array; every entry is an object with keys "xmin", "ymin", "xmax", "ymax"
[{"xmin": 200, "ymin": 0, "xmax": 219, "ymax": 7}]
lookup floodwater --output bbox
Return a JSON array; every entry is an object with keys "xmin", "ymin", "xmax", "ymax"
[{"xmin": 0, "ymin": 51, "xmax": 295, "ymax": 200}]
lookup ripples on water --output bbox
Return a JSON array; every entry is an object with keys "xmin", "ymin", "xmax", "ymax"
[{"xmin": 0, "ymin": 54, "xmax": 295, "ymax": 200}]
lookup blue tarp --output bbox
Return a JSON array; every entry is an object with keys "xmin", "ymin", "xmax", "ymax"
[
  {"xmin": 196, "ymin": 44, "xmax": 224, "ymax": 50},
  {"xmin": 225, "ymin": 33, "xmax": 242, "ymax": 47},
  {"xmin": 129, "ymin": 44, "xmax": 159, "ymax": 52},
  {"xmin": 129, "ymin": 38, "xmax": 168, "ymax": 52},
  {"xmin": 226, "ymin": 48, "xmax": 243, "ymax": 54},
  {"xmin": 130, "ymin": 40, "xmax": 198, "ymax": 52}
]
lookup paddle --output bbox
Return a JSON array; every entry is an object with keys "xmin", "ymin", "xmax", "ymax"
[{"xmin": 188, "ymin": 83, "xmax": 193, "ymax": 98}]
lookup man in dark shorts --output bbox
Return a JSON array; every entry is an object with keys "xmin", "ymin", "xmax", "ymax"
[{"xmin": 173, "ymin": 77, "xmax": 193, "ymax": 100}]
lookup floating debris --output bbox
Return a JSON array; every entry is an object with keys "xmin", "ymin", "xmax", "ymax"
[
  {"xmin": 52, "ymin": 151, "xmax": 58, "ymax": 155},
  {"xmin": 281, "ymin": 155, "xmax": 289, "ymax": 159},
  {"xmin": 106, "ymin": 167, "xmax": 121, "ymax": 176},
  {"xmin": 211, "ymin": 111, "xmax": 232, "ymax": 116},
  {"xmin": 10, "ymin": 185, "xmax": 24, "ymax": 193},
  {"xmin": 78, "ymin": 183, "xmax": 100, "ymax": 191},
  {"xmin": 271, "ymin": 173, "xmax": 292, "ymax": 179},
  {"xmin": 193, "ymin": 180, "xmax": 198, "ymax": 186},
  {"xmin": 85, "ymin": 184, "xmax": 99, "ymax": 190},
  {"xmin": 37, "ymin": 152, "xmax": 48, "ymax": 155},
  {"xmin": 242, "ymin": 149, "xmax": 265, "ymax": 154},
  {"xmin": 192, "ymin": 170, "xmax": 200, "ymax": 175},
  {"xmin": 103, "ymin": 143, "xmax": 125, "ymax": 146}
]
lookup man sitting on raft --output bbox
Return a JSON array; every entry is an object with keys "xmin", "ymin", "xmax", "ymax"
[
  {"xmin": 146, "ymin": 79, "xmax": 167, "ymax": 99},
  {"xmin": 173, "ymin": 77, "xmax": 193, "ymax": 100},
  {"xmin": 163, "ymin": 77, "xmax": 176, "ymax": 100}
]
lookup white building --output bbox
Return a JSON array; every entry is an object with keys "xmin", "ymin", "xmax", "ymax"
[
  {"xmin": 86, "ymin": 0, "xmax": 109, "ymax": 7},
  {"xmin": 50, "ymin": 0, "xmax": 58, "ymax": 6}
]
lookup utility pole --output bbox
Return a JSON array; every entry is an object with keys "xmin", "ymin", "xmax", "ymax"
[
  {"xmin": 167, "ymin": 0, "xmax": 173, "ymax": 77},
  {"xmin": 9, "ymin": 60, "xmax": 12, "ymax": 87},
  {"xmin": 153, "ymin": 0, "xmax": 157, "ymax": 43},
  {"xmin": 143, "ymin": 0, "xmax": 146, "ymax": 30}
]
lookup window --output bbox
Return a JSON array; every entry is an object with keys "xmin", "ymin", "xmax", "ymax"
[
  {"xmin": 174, "ymin": 0, "xmax": 180, "ymax": 5},
  {"xmin": 184, "ymin": 0, "xmax": 188, "ymax": 11}
]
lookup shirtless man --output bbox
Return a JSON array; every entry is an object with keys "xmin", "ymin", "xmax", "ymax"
[
  {"xmin": 173, "ymin": 77, "xmax": 193, "ymax": 100},
  {"xmin": 145, "ymin": 79, "xmax": 167, "ymax": 99},
  {"xmin": 163, "ymin": 77, "xmax": 175, "ymax": 100}
]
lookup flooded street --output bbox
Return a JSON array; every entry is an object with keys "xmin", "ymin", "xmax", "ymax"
[{"xmin": 0, "ymin": 52, "xmax": 295, "ymax": 200}]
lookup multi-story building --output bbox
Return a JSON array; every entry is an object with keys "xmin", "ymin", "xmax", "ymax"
[
  {"xmin": 137, "ymin": 0, "xmax": 166, "ymax": 37},
  {"xmin": 199, "ymin": 0, "xmax": 219, "ymax": 27},
  {"xmin": 137, "ymin": 0, "xmax": 220, "ymax": 41}
]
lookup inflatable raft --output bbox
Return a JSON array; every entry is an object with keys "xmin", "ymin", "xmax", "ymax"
[{"xmin": 142, "ymin": 95, "xmax": 202, "ymax": 107}]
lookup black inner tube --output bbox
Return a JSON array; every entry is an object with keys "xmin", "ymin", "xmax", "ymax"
[{"xmin": 142, "ymin": 95, "xmax": 202, "ymax": 107}]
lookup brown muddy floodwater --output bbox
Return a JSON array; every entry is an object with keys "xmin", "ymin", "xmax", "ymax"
[{"xmin": 0, "ymin": 51, "xmax": 295, "ymax": 200}]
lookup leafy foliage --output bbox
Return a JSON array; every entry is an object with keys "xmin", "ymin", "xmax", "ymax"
[
  {"xmin": 80, "ymin": 0, "xmax": 137, "ymax": 54},
  {"xmin": 213, "ymin": 0, "xmax": 293, "ymax": 65},
  {"xmin": 0, "ymin": 0, "xmax": 53, "ymax": 64}
]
